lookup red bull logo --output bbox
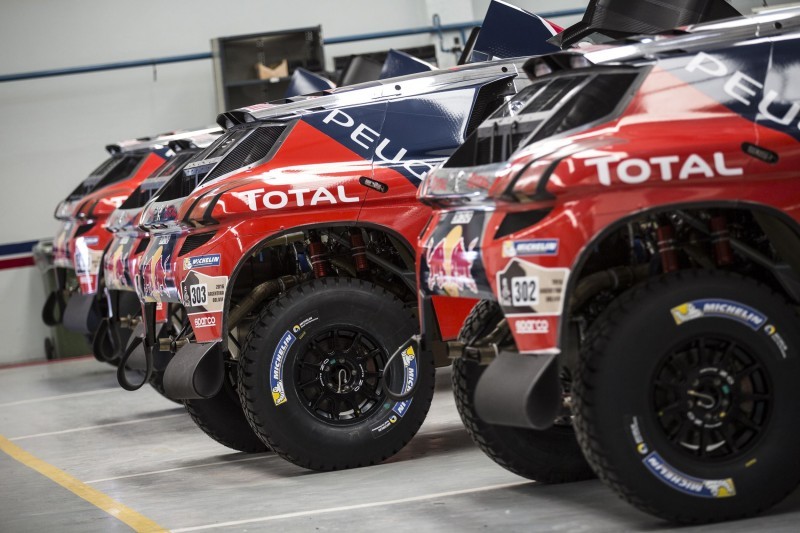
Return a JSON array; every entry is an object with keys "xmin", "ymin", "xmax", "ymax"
[{"xmin": 425, "ymin": 225, "xmax": 478, "ymax": 297}]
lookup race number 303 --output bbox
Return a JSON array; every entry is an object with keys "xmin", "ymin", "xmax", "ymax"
[
  {"xmin": 511, "ymin": 276, "xmax": 539, "ymax": 307},
  {"xmin": 189, "ymin": 283, "xmax": 208, "ymax": 306}
]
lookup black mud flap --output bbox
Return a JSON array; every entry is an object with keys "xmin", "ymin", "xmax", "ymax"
[
  {"xmin": 62, "ymin": 292, "xmax": 100, "ymax": 334},
  {"xmin": 92, "ymin": 319, "xmax": 115, "ymax": 362},
  {"xmin": 42, "ymin": 291, "xmax": 66, "ymax": 326},
  {"xmin": 474, "ymin": 351, "xmax": 560, "ymax": 430},
  {"xmin": 163, "ymin": 342, "xmax": 224, "ymax": 400},
  {"xmin": 124, "ymin": 323, "xmax": 147, "ymax": 370},
  {"xmin": 125, "ymin": 322, "xmax": 172, "ymax": 372}
]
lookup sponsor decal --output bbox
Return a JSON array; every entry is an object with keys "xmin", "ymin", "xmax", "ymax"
[
  {"xmin": 670, "ymin": 299, "xmax": 766, "ymax": 331},
  {"xmin": 193, "ymin": 315, "xmax": 217, "ymax": 329},
  {"xmin": 359, "ymin": 176, "xmax": 389, "ymax": 193},
  {"xmin": 74, "ymin": 243, "xmax": 104, "ymax": 284},
  {"xmin": 497, "ymin": 259, "xmax": 569, "ymax": 315},
  {"xmin": 764, "ymin": 324, "xmax": 789, "ymax": 358},
  {"xmin": 502, "ymin": 239, "xmax": 559, "ymax": 258},
  {"xmin": 149, "ymin": 203, "xmax": 179, "ymax": 224},
  {"xmin": 104, "ymin": 237, "xmax": 136, "ymax": 291},
  {"xmin": 233, "ymin": 185, "xmax": 361, "ymax": 212},
  {"xmin": 425, "ymin": 225, "xmax": 478, "ymax": 297},
  {"xmin": 139, "ymin": 238, "xmax": 181, "ymax": 303},
  {"xmin": 182, "ymin": 272, "xmax": 228, "ymax": 313},
  {"xmin": 319, "ymin": 108, "xmax": 435, "ymax": 182},
  {"xmin": 370, "ymin": 414, "xmax": 399, "ymax": 436},
  {"xmin": 270, "ymin": 330, "xmax": 296, "ymax": 406},
  {"xmin": 630, "ymin": 416, "xmax": 736, "ymax": 499},
  {"xmin": 629, "ymin": 416, "xmax": 649, "ymax": 455},
  {"xmin": 183, "ymin": 254, "xmax": 221, "ymax": 270},
  {"xmin": 451, "ymin": 211, "xmax": 474, "ymax": 225},
  {"xmin": 82, "ymin": 236, "xmax": 100, "ymax": 246},
  {"xmin": 157, "ymin": 236, "xmax": 170, "ymax": 245},
  {"xmin": 292, "ymin": 315, "xmax": 319, "ymax": 334},
  {"xmin": 586, "ymin": 152, "xmax": 743, "ymax": 187},
  {"xmin": 515, "ymin": 318, "xmax": 549, "ymax": 335},
  {"xmin": 392, "ymin": 345, "xmax": 417, "ymax": 418},
  {"xmin": 685, "ymin": 51, "xmax": 800, "ymax": 134},
  {"xmin": 643, "ymin": 451, "xmax": 736, "ymax": 499}
]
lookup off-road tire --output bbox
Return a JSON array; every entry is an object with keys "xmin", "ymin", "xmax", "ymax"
[
  {"xmin": 147, "ymin": 371, "xmax": 181, "ymax": 405},
  {"xmin": 453, "ymin": 300, "xmax": 593, "ymax": 483},
  {"xmin": 573, "ymin": 270, "xmax": 800, "ymax": 523},
  {"xmin": 238, "ymin": 278, "xmax": 435, "ymax": 471},
  {"xmin": 184, "ymin": 374, "xmax": 269, "ymax": 453}
]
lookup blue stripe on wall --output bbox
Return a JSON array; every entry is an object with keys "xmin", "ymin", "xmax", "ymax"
[{"xmin": 0, "ymin": 240, "xmax": 39, "ymax": 257}]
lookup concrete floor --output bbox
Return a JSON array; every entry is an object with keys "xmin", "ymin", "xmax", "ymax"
[{"xmin": 2, "ymin": 359, "xmax": 800, "ymax": 532}]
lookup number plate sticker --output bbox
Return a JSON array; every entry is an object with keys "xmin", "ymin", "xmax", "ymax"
[
  {"xmin": 497, "ymin": 258, "xmax": 569, "ymax": 315},
  {"xmin": 189, "ymin": 283, "xmax": 208, "ymax": 306},
  {"xmin": 511, "ymin": 276, "xmax": 539, "ymax": 307}
]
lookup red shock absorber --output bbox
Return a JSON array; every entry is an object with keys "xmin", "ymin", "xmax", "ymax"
[
  {"xmin": 656, "ymin": 224, "xmax": 679, "ymax": 273},
  {"xmin": 307, "ymin": 238, "xmax": 328, "ymax": 278},
  {"xmin": 710, "ymin": 215, "xmax": 733, "ymax": 266},
  {"xmin": 350, "ymin": 232, "xmax": 368, "ymax": 273}
]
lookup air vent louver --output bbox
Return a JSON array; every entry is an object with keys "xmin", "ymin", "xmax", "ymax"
[
  {"xmin": 179, "ymin": 232, "xmax": 216, "ymax": 256},
  {"xmin": 202, "ymin": 126, "xmax": 286, "ymax": 183}
]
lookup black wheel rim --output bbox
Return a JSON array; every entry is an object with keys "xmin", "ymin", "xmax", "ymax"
[
  {"xmin": 293, "ymin": 326, "xmax": 386, "ymax": 425},
  {"xmin": 652, "ymin": 335, "xmax": 771, "ymax": 461}
]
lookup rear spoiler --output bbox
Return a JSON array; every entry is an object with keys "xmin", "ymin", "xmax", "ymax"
[
  {"xmin": 464, "ymin": 0, "xmax": 560, "ymax": 63},
  {"xmin": 550, "ymin": 0, "xmax": 741, "ymax": 48}
]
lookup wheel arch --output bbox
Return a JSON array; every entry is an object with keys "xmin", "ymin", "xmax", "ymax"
[
  {"xmin": 558, "ymin": 200, "xmax": 800, "ymax": 351},
  {"xmin": 222, "ymin": 221, "xmax": 417, "ymax": 338}
]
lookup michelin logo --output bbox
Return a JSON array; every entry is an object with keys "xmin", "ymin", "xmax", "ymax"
[
  {"xmin": 272, "ymin": 381, "xmax": 287, "ymax": 407},
  {"xmin": 644, "ymin": 451, "xmax": 736, "ymax": 498},
  {"xmin": 183, "ymin": 254, "xmax": 221, "ymax": 270},
  {"xmin": 502, "ymin": 239, "xmax": 559, "ymax": 258},
  {"xmin": 401, "ymin": 346, "xmax": 416, "ymax": 367},
  {"xmin": 671, "ymin": 299, "xmax": 766, "ymax": 331},
  {"xmin": 392, "ymin": 346, "xmax": 417, "ymax": 418},
  {"xmin": 269, "ymin": 330, "xmax": 296, "ymax": 406}
]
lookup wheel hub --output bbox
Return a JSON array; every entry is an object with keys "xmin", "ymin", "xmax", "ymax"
[
  {"xmin": 293, "ymin": 327, "xmax": 386, "ymax": 424},
  {"xmin": 652, "ymin": 336, "xmax": 771, "ymax": 460},
  {"xmin": 684, "ymin": 367, "xmax": 734, "ymax": 428},
  {"xmin": 319, "ymin": 356, "xmax": 365, "ymax": 394}
]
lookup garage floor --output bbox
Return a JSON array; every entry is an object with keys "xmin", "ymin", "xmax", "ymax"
[{"xmin": 1, "ymin": 359, "xmax": 799, "ymax": 532}]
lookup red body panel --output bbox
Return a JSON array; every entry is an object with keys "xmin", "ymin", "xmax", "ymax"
[{"xmin": 420, "ymin": 64, "xmax": 800, "ymax": 353}]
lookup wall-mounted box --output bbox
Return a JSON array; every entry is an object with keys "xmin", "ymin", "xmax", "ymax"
[{"xmin": 212, "ymin": 26, "xmax": 325, "ymax": 113}]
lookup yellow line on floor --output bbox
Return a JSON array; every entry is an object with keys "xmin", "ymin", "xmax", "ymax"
[{"xmin": 0, "ymin": 434, "xmax": 167, "ymax": 532}]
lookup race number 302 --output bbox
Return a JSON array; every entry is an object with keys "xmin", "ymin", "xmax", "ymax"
[
  {"xmin": 511, "ymin": 276, "xmax": 539, "ymax": 307},
  {"xmin": 189, "ymin": 283, "xmax": 208, "ymax": 306}
]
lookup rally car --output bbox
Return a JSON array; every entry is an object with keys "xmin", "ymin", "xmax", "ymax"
[
  {"xmin": 45, "ymin": 137, "xmax": 171, "ymax": 331},
  {"xmin": 116, "ymin": 1, "xmax": 563, "ymax": 469},
  {"xmin": 52, "ymin": 130, "xmax": 221, "ymax": 356},
  {"xmin": 417, "ymin": 4, "xmax": 800, "ymax": 524},
  {"xmin": 99, "ymin": 129, "xmax": 222, "ymax": 396}
]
